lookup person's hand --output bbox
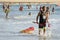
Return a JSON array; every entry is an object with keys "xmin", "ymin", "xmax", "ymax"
[{"xmin": 48, "ymin": 23, "xmax": 50, "ymax": 27}]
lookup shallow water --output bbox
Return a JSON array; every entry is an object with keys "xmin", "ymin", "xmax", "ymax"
[{"xmin": 0, "ymin": 4, "xmax": 60, "ymax": 40}]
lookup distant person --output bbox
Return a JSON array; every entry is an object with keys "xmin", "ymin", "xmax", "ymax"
[
  {"xmin": 26, "ymin": 4, "xmax": 31, "ymax": 9},
  {"xmin": 3, "ymin": 4, "xmax": 5, "ymax": 10},
  {"xmin": 36, "ymin": 6, "xmax": 49, "ymax": 35},
  {"xmin": 28, "ymin": 12, "xmax": 31, "ymax": 16},
  {"xmin": 52, "ymin": 7, "xmax": 54, "ymax": 13},
  {"xmin": 19, "ymin": 5, "xmax": 23, "ymax": 11},
  {"xmin": 3, "ymin": 4, "xmax": 10, "ymax": 19}
]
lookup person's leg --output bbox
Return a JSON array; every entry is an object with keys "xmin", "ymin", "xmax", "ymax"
[
  {"xmin": 6, "ymin": 9, "xmax": 9, "ymax": 19},
  {"xmin": 39, "ymin": 28, "xmax": 43, "ymax": 35},
  {"xmin": 43, "ymin": 22, "xmax": 46, "ymax": 34},
  {"xmin": 43, "ymin": 27, "xmax": 46, "ymax": 34},
  {"xmin": 39, "ymin": 28, "xmax": 40, "ymax": 35},
  {"xmin": 39, "ymin": 23, "xmax": 43, "ymax": 35},
  {"xmin": 6, "ymin": 13, "xmax": 8, "ymax": 19}
]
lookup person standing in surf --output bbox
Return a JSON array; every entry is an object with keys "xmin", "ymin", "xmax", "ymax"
[
  {"xmin": 52, "ymin": 7, "xmax": 54, "ymax": 14},
  {"xmin": 36, "ymin": 6, "xmax": 49, "ymax": 35},
  {"xmin": 3, "ymin": 3, "xmax": 10, "ymax": 19}
]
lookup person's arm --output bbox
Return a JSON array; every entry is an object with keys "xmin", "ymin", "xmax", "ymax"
[
  {"xmin": 36, "ymin": 12, "xmax": 40, "ymax": 22},
  {"xmin": 46, "ymin": 12, "xmax": 49, "ymax": 23},
  {"xmin": 46, "ymin": 12, "xmax": 51, "ymax": 27}
]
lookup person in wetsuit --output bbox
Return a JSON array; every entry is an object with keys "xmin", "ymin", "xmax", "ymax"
[{"xmin": 36, "ymin": 6, "xmax": 49, "ymax": 35}]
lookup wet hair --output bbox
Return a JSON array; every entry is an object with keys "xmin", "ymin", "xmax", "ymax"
[
  {"xmin": 43, "ymin": 6, "xmax": 45, "ymax": 8},
  {"xmin": 42, "ymin": 6, "xmax": 45, "ymax": 11},
  {"xmin": 46, "ymin": 7, "xmax": 49, "ymax": 10},
  {"xmin": 40, "ymin": 7, "xmax": 42, "ymax": 11},
  {"xmin": 46, "ymin": 7, "xmax": 49, "ymax": 12},
  {"xmin": 39, "ymin": 7, "xmax": 43, "ymax": 14}
]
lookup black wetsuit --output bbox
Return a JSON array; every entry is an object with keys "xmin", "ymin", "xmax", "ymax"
[{"xmin": 39, "ymin": 11, "xmax": 46, "ymax": 28}]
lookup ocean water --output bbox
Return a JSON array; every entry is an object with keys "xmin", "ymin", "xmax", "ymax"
[{"xmin": 0, "ymin": 4, "xmax": 60, "ymax": 40}]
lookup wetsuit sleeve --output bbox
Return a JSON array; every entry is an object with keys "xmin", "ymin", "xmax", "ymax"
[{"xmin": 36, "ymin": 12, "xmax": 40, "ymax": 22}]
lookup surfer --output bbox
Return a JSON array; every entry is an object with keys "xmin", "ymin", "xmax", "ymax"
[
  {"xmin": 36, "ymin": 6, "xmax": 49, "ymax": 35},
  {"xmin": 3, "ymin": 4, "xmax": 10, "ymax": 19}
]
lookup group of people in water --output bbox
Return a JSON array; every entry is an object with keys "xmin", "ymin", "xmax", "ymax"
[
  {"xmin": 2, "ymin": 4, "xmax": 32, "ymax": 19},
  {"xmin": 2, "ymin": 4, "xmax": 55, "ymax": 35},
  {"xmin": 2, "ymin": 4, "xmax": 54, "ymax": 19}
]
